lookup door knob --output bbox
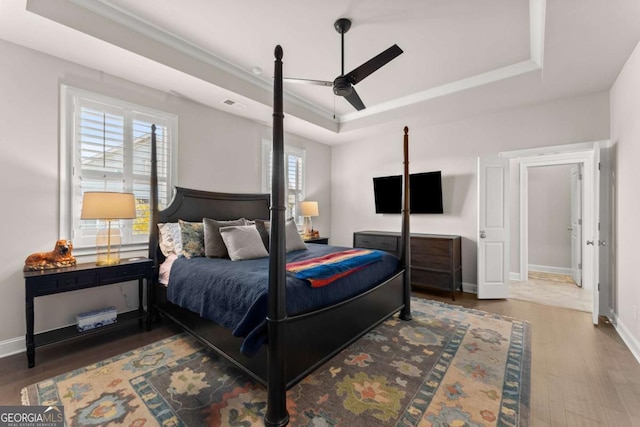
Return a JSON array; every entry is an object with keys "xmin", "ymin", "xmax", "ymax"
[
  {"xmin": 567, "ymin": 227, "xmax": 573, "ymax": 231},
  {"xmin": 586, "ymin": 240, "xmax": 594, "ymax": 245},
  {"xmin": 598, "ymin": 240, "xmax": 606, "ymax": 246},
  {"xmin": 479, "ymin": 230, "xmax": 486, "ymax": 239}
]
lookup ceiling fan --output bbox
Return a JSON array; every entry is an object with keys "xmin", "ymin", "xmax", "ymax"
[{"xmin": 284, "ymin": 18, "xmax": 403, "ymax": 111}]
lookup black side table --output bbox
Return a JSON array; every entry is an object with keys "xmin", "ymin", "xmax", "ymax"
[
  {"xmin": 303, "ymin": 236, "xmax": 329, "ymax": 244},
  {"xmin": 23, "ymin": 258, "xmax": 153, "ymax": 368}
]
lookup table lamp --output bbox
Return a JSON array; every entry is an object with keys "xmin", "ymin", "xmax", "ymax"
[
  {"xmin": 300, "ymin": 201, "xmax": 319, "ymax": 238},
  {"xmin": 81, "ymin": 192, "xmax": 136, "ymax": 265}
]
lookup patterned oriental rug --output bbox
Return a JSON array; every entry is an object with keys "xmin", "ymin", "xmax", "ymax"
[{"xmin": 22, "ymin": 299, "xmax": 530, "ymax": 426}]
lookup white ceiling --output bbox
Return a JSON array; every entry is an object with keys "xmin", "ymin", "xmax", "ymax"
[{"xmin": 1, "ymin": 0, "xmax": 639, "ymax": 144}]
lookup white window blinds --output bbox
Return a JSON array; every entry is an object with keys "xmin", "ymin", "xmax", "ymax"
[
  {"xmin": 262, "ymin": 140, "xmax": 306, "ymax": 223},
  {"xmin": 61, "ymin": 86, "xmax": 177, "ymax": 251}
]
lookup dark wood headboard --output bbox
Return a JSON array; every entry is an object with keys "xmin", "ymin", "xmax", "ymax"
[
  {"xmin": 149, "ymin": 186, "xmax": 270, "ymax": 265},
  {"xmin": 159, "ymin": 187, "xmax": 270, "ymax": 223}
]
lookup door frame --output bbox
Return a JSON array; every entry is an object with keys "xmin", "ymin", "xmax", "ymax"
[
  {"xmin": 570, "ymin": 165, "xmax": 582, "ymax": 286},
  {"xmin": 519, "ymin": 152, "xmax": 594, "ymax": 289},
  {"xmin": 501, "ymin": 140, "xmax": 607, "ymax": 324}
]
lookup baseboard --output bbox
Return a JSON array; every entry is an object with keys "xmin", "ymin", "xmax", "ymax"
[
  {"xmin": 509, "ymin": 272, "xmax": 521, "ymax": 281},
  {"xmin": 613, "ymin": 317, "xmax": 640, "ymax": 365},
  {"xmin": 462, "ymin": 282, "xmax": 477, "ymax": 294},
  {"xmin": 0, "ymin": 336, "xmax": 25, "ymax": 359},
  {"xmin": 528, "ymin": 264, "xmax": 572, "ymax": 275}
]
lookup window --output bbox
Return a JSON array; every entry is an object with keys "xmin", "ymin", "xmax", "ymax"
[
  {"xmin": 60, "ymin": 86, "xmax": 177, "ymax": 253},
  {"xmin": 262, "ymin": 140, "xmax": 306, "ymax": 223}
]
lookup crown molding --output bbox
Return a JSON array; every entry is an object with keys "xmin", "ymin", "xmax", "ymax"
[{"xmin": 32, "ymin": 0, "xmax": 546, "ymax": 129}]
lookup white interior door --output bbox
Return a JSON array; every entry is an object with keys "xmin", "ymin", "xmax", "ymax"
[
  {"xmin": 570, "ymin": 165, "xmax": 582, "ymax": 286},
  {"xmin": 477, "ymin": 156, "xmax": 510, "ymax": 299}
]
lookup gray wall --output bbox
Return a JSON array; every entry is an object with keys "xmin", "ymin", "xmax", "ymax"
[
  {"xmin": 527, "ymin": 164, "xmax": 573, "ymax": 271},
  {"xmin": 610, "ymin": 39, "xmax": 640, "ymax": 357},
  {"xmin": 331, "ymin": 92, "xmax": 610, "ymax": 291},
  {"xmin": 0, "ymin": 40, "xmax": 331, "ymax": 352}
]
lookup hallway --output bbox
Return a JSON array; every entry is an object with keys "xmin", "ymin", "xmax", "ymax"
[{"xmin": 509, "ymin": 271, "xmax": 592, "ymax": 312}]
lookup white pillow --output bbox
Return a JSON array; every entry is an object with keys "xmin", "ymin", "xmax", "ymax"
[
  {"xmin": 219, "ymin": 225, "xmax": 269, "ymax": 261},
  {"xmin": 158, "ymin": 222, "xmax": 183, "ymax": 256}
]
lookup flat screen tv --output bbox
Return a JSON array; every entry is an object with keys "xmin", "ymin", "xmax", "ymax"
[
  {"xmin": 410, "ymin": 171, "xmax": 444, "ymax": 214},
  {"xmin": 373, "ymin": 175, "xmax": 402, "ymax": 214},
  {"xmin": 373, "ymin": 171, "xmax": 444, "ymax": 214}
]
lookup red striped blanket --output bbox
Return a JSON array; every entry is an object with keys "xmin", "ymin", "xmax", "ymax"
[{"xmin": 286, "ymin": 248, "xmax": 384, "ymax": 288}]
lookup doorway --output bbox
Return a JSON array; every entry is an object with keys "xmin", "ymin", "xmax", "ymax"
[
  {"xmin": 515, "ymin": 148, "xmax": 599, "ymax": 322},
  {"xmin": 478, "ymin": 141, "xmax": 606, "ymax": 324},
  {"xmin": 509, "ymin": 163, "xmax": 593, "ymax": 312}
]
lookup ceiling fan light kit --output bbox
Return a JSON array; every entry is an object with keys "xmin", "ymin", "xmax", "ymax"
[{"xmin": 284, "ymin": 18, "xmax": 403, "ymax": 111}]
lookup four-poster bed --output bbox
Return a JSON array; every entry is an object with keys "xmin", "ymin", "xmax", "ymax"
[{"xmin": 146, "ymin": 46, "xmax": 412, "ymax": 427}]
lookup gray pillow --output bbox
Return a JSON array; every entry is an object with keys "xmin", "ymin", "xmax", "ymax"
[
  {"xmin": 219, "ymin": 225, "xmax": 269, "ymax": 261},
  {"xmin": 285, "ymin": 219, "xmax": 308, "ymax": 252},
  {"xmin": 255, "ymin": 218, "xmax": 307, "ymax": 252},
  {"xmin": 254, "ymin": 219, "xmax": 271, "ymax": 250},
  {"xmin": 203, "ymin": 217, "xmax": 246, "ymax": 258}
]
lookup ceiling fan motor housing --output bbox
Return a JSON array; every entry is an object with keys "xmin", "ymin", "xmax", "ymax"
[{"xmin": 333, "ymin": 76, "xmax": 353, "ymax": 96}]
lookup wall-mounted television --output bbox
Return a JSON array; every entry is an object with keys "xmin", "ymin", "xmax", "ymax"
[
  {"xmin": 373, "ymin": 175, "xmax": 402, "ymax": 214},
  {"xmin": 373, "ymin": 171, "xmax": 444, "ymax": 214}
]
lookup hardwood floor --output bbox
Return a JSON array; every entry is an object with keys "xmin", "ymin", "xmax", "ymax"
[
  {"xmin": 0, "ymin": 323, "xmax": 181, "ymax": 405},
  {"xmin": 1, "ymin": 292, "xmax": 639, "ymax": 427}
]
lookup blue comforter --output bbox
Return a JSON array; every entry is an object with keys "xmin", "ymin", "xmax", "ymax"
[{"xmin": 167, "ymin": 244, "xmax": 399, "ymax": 355}]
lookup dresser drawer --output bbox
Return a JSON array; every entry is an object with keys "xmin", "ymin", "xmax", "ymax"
[
  {"xmin": 411, "ymin": 253, "xmax": 452, "ymax": 270},
  {"xmin": 411, "ymin": 268, "xmax": 454, "ymax": 290},
  {"xmin": 56, "ymin": 272, "xmax": 96, "ymax": 291},
  {"xmin": 28, "ymin": 271, "xmax": 96, "ymax": 294},
  {"xmin": 411, "ymin": 238, "xmax": 453, "ymax": 269},
  {"xmin": 411, "ymin": 238, "xmax": 452, "ymax": 255},
  {"xmin": 354, "ymin": 234, "xmax": 398, "ymax": 252},
  {"xmin": 98, "ymin": 264, "xmax": 149, "ymax": 284}
]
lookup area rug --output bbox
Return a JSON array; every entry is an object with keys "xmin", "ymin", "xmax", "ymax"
[{"xmin": 22, "ymin": 299, "xmax": 530, "ymax": 426}]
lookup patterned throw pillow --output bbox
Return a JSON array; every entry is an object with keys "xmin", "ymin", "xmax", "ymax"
[
  {"xmin": 158, "ymin": 222, "xmax": 183, "ymax": 256},
  {"xmin": 179, "ymin": 220, "xmax": 205, "ymax": 259}
]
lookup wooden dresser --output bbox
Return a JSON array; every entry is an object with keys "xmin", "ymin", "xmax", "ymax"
[{"xmin": 353, "ymin": 231, "xmax": 462, "ymax": 299}]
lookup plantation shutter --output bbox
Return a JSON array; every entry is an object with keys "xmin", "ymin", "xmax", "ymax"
[
  {"xmin": 70, "ymin": 93, "xmax": 174, "ymax": 249},
  {"xmin": 262, "ymin": 140, "xmax": 305, "ymax": 223}
]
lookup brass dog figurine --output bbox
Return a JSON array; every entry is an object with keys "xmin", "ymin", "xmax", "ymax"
[{"xmin": 24, "ymin": 240, "xmax": 76, "ymax": 271}]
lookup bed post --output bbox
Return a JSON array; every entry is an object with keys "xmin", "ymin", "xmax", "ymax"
[
  {"xmin": 264, "ymin": 45, "xmax": 289, "ymax": 427},
  {"xmin": 400, "ymin": 126, "xmax": 412, "ymax": 321},
  {"xmin": 146, "ymin": 124, "xmax": 159, "ymax": 330}
]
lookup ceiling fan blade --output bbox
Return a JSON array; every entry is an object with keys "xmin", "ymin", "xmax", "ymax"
[
  {"xmin": 345, "ymin": 44, "xmax": 403, "ymax": 85},
  {"xmin": 344, "ymin": 87, "xmax": 366, "ymax": 111},
  {"xmin": 283, "ymin": 77, "xmax": 333, "ymax": 87}
]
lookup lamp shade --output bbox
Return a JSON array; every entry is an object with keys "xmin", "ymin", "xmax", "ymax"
[
  {"xmin": 81, "ymin": 192, "xmax": 137, "ymax": 220},
  {"xmin": 300, "ymin": 201, "xmax": 319, "ymax": 217}
]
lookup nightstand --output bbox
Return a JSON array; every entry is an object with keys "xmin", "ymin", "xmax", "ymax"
[
  {"xmin": 23, "ymin": 258, "xmax": 153, "ymax": 368},
  {"xmin": 304, "ymin": 236, "xmax": 329, "ymax": 244}
]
